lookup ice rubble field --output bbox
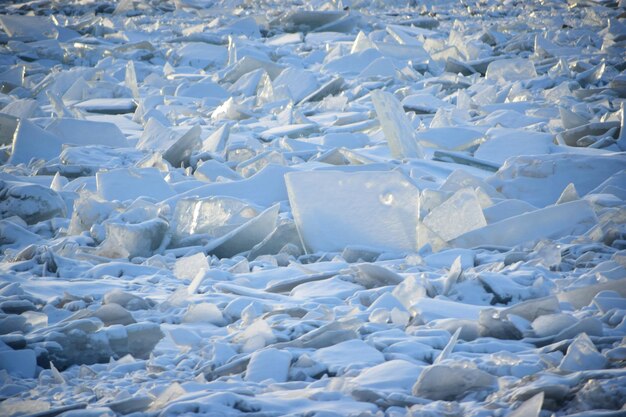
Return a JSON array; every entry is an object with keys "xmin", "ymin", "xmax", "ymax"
[{"xmin": 0, "ymin": 0, "xmax": 626, "ymax": 416}]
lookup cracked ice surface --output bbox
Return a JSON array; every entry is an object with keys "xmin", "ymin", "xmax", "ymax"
[{"xmin": 0, "ymin": 0, "xmax": 625, "ymax": 416}]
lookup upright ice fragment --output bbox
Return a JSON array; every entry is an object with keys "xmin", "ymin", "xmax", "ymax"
[
  {"xmin": 286, "ymin": 170, "xmax": 420, "ymax": 253},
  {"xmin": 371, "ymin": 90, "xmax": 424, "ymax": 159}
]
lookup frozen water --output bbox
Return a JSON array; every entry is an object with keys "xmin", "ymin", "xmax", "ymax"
[
  {"xmin": 371, "ymin": 90, "xmax": 425, "ymax": 159},
  {"xmin": 245, "ymin": 348, "xmax": 292, "ymax": 383},
  {"xmin": 1, "ymin": 1, "xmax": 625, "ymax": 416},
  {"xmin": 423, "ymin": 187, "xmax": 487, "ymax": 242},
  {"xmin": 452, "ymin": 200, "xmax": 598, "ymax": 249},
  {"xmin": 96, "ymin": 168, "xmax": 174, "ymax": 203},
  {"xmin": 287, "ymin": 170, "xmax": 420, "ymax": 253}
]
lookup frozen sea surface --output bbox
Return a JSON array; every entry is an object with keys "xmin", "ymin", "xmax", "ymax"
[{"xmin": 0, "ymin": 0, "xmax": 625, "ymax": 416}]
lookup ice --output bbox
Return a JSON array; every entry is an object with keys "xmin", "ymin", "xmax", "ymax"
[
  {"xmin": 452, "ymin": 200, "xmax": 598, "ymax": 249},
  {"xmin": 173, "ymin": 252, "xmax": 209, "ymax": 281},
  {"xmin": 0, "ymin": 349, "xmax": 36, "ymax": 378},
  {"xmin": 0, "ymin": 14, "xmax": 57, "ymax": 40},
  {"xmin": 474, "ymin": 129, "xmax": 554, "ymax": 165},
  {"xmin": 0, "ymin": 180, "xmax": 66, "ymax": 224},
  {"xmin": 312, "ymin": 339, "xmax": 384, "ymax": 375},
  {"xmin": 100, "ymin": 218, "xmax": 169, "ymax": 258},
  {"xmin": 371, "ymin": 90, "xmax": 425, "ymax": 159},
  {"xmin": 183, "ymin": 303, "xmax": 225, "ymax": 326},
  {"xmin": 352, "ymin": 360, "xmax": 422, "ymax": 392},
  {"xmin": 1, "ymin": 1, "xmax": 625, "ymax": 415},
  {"xmin": 412, "ymin": 363, "xmax": 497, "ymax": 400},
  {"xmin": 508, "ymin": 392, "xmax": 544, "ymax": 417},
  {"xmin": 414, "ymin": 127, "xmax": 484, "ymax": 151},
  {"xmin": 423, "ymin": 187, "xmax": 486, "ymax": 242},
  {"xmin": 168, "ymin": 164, "xmax": 292, "ymax": 209},
  {"xmin": 170, "ymin": 196, "xmax": 262, "ymax": 247},
  {"xmin": 43, "ymin": 118, "xmax": 129, "ymax": 148},
  {"xmin": 205, "ymin": 203, "xmax": 279, "ymax": 259},
  {"xmin": 489, "ymin": 154, "xmax": 626, "ymax": 207},
  {"xmin": 486, "ymin": 58, "xmax": 537, "ymax": 83},
  {"xmin": 402, "ymin": 93, "xmax": 451, "ymax": 114},
  {"xmin": 559, "ymin": 333, "xmax": 607, "ymax": 372},
  {"xmin": 8, "ymin": 119, "xmax": 65, "ymax": 165},
  {"xmin": 286, "ymin": 170, "xmax": 420, "ymax": 253},
  {"xmin": 96, "ymin": 168, "xmax": 174, "ymax": 203},
  {"xmin": 245, "ymin": 348, "xmax": 292, "ymax": 383}
]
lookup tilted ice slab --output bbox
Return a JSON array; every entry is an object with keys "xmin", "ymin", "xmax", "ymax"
[
  {"xmin": 451, "ymin": 200, "xmax": 598, "ymax": 249},
  {"xmin": 286, "ymin": 170, "xmax": 420, "ymax": 253}
]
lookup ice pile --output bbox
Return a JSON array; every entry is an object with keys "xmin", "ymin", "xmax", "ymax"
[{"xmin": 1, "ymin": 0, "xmax": 626, "ymax": 416}]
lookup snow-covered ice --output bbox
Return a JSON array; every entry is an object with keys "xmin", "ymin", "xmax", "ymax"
[{"xmin": 0, "ymin": 0, "xmax": 625, "ymax": 416}]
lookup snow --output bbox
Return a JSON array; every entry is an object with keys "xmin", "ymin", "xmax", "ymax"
[{"xmin": 0, "ymin": 0, "xmax": 625, "ymax": 416}]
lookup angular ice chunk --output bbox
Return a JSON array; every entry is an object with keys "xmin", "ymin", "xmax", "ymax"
[
  {"xmin": 175, "ymin": 80, "xmax": 229, "ymax": 100},
  {"xmin": 0, "ymin": 349, "xmax": 36, "ymax": 378},
  {"xmin": 508, "ymin": 392, "xmax": 544, "ymax": 417},
  {"xmin": 371, "ymin": 90, "xmax": 424, "ymax": 159},
  {"xmin": 474, "ymin": 128, "xmax": 554, "ymax": 165},
  {"xmin": 183, "ymin": 303, "xmax": 225, "ymax": 326},
  {"xmin": 311, "ymin": 339, "xmax": 384, "ymax": 375},
  {"xmin": 163, "ymin": 125, "xmax": 202, "ymax": 168},
  {"xmin": 103, "ymin": 289, "xmax": 152, "ymax": 311},
  {"xmin": 173, "ymin": 252, "xmax": 209, "ymax": 280},
  {"xmin": 531, "ymin": 313, "xmax": 577, "ymax": 338},
  {"xmin": 96, "ymin": 168, "xmax": 174, "ymax": 203},
  {"xmin": 0, "ymin": 15, "xmax": 57, "ymax": 40},
  {"xmin": 412, "ymin": 363, "xmax": 496, "ymax": 400},
  {"xmin": 170, "ymin": 196, "xmax": 262, "ymax": 247},
  {"xmin": 488, "ymin": 153, "xmax": 626, "ymax": 207},
  {"xmin": 353, "ymin": 359, "xmax": 422, "ymax": 392},
  {"xmin": 359, "ymin": 57, "xmax": 397, "ymax": 79},
  {"xmin": 423, "ymin": 188, "xmax": 486, "ymax": 242},
  {"xmin": 9, "ymin": 119, "xmax": 64, "ymax": 165},
  {"xmin": 483, "ymin": 199, "xmax": 536, "ymax": 224},
  {"xmin": 249, "ymin": 221, "xmax": 303, "ymax": 259},
  {"xmin": 452, "ymin": 200, "xmax": 597, "ymax": 249},
  {"xmin": 486, "ymin": 58, "xmax": 537, "ymax": 83},
  {"xmin": 44, "ymin": 118, "xmax": 129, "ymax": 148},
  {"xmin": 173, "ymin": 42, "xmax": 227, "ymax": 69},
  {"xmin": 273, "ymin": 67, "xmax": 318, "ymax": 103},
  {"xmin": 286, "ymin": 170, "xmax": 420, "ymax": 253},
  {"xmin": 414, "ymin": 127, "xmax": 483, "ymax": 151},
  {"xmin": 0, "ymin": 180, "xmax": 66, "ymax": 224},
  {"xmin": 559, "ymin": 333, "xmax": 607, "ymax": 372},
  {"xmin": 412, "ymin": 297, "xmax": 483, "ymax": 322},
  {"xmin": 206, "ymin": 204, "xmax": 279, "ymax": 259},
  {"xmin": 245, "ymin": 348, "xmax": 292, "ymax": 383},
  {"xmin": 402, "ymin": 93, "xmax": 451, "ymax": 114},
  {"xmin": 101, "ymin": 218, "xmax": 168, "ymax": 258},
  {"xmin": 352, "ymin": 263, "xmax": 404, "ymax": 289},
  {"xmin": 93, "ymin": 304, "xmax": 135, "ymax": 326}
]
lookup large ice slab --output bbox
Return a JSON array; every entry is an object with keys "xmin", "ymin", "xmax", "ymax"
[
  {"xmin": 167, "ymin": 164, "xmax": 293, "ymax": 209},
  {"xmin": 96, "ymin": 168, "xmax": 174, "ymax": 203},
  {"xmin": 170, "ymin": 196, "xmax": 262, "ymax": 247},
  {"xmin": 43, "ymin": 118, "xmax": 129, "ymax": 148},
  {"xmin": 452, "ymin": 200, "xmax": 597, "ymax": 249},
  {"xmin": 286, "ymin": 170, "xmax": 420, "ymax": 253},
  {"xmin": 8, "ymin": 119, "xmax": 64, "ymax": 165},
  {"xmin": 488, "ymin": 153, "xmax": 626, "ymax": 207}
]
